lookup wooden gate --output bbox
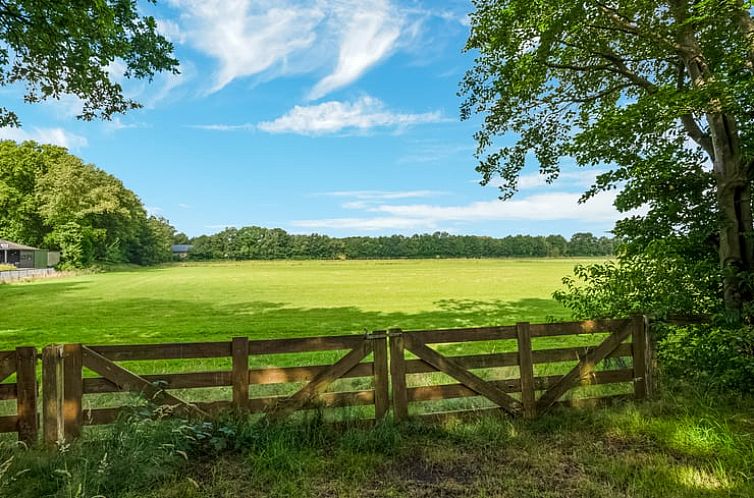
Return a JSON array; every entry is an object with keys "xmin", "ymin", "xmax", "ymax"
[
  {"xmin": 389, "ymin": 317, "xmax": 649, "ymax": 422},
  {"xmin": 0, "ymin": 347, "xmax": 37, "ymax": 443},
  {"xmin": 41, "ymin": 333, "xmax": 389, "ymax": 444}
]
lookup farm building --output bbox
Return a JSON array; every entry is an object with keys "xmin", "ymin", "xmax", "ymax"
[
  {"xmin": 0, "ymin": 239, "xmax": 60, "ymax": 268},
  {"xmin": 171, "ymin": 244, "xmax": 193, "ymax": 259}
]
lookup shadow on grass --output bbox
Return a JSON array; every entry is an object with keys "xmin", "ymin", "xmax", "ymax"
[{"xmin": 0, "ymin": 278, "xmax": 564, "ymax": 347}]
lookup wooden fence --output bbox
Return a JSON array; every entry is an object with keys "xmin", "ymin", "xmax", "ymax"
[{"xmin": 0, "ymin": 317, "xmax": 653, "ymax": 445}]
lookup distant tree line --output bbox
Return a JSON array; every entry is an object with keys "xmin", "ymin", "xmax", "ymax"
[
  {"xmin": 183, "ymin": 226, "xmax": 615, "ymax": 260},
  {"xmin": 0, "ymin": 141, "xmax": 175, "ymax": 268}
]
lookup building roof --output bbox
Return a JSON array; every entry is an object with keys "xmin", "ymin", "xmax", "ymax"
[
  {"xmin": 0, "ymin": 239, "xmax": 39, "ymax": 251},
  {"xmin": 171, "ymin": 244, "xmax": 193, "ymax": 252}
]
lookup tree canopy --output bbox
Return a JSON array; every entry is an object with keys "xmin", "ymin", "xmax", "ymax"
[
  {"xmin": 0, "ymin": 0, "xmax": 178, "ymax": 127},
  {"xmin": 0, "ymin": 140, "xmax": 174, "ymax": 266},
  {"xmin": 462, "ymin": 0, "xmax": 754, "ymax": 316}
]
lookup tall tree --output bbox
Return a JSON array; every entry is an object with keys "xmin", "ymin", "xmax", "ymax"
[
  {"xmin": 0, "ymin": 0, "xmax": 178, "ymax": 127},
  {"xmin": 461, "ymin": 0, "xmax": 754, "ymax": 314}
]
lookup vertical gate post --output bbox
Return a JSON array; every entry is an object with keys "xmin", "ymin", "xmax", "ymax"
[
  {"xmin": 632, "ymin": 315, "xmax": 653, "ymax": 400},
  {"xmin": 388, "ymin": 329, "xmax": 408, "ymax": 422},
  {"xmin": 42, "ymin": 345, "xmax": 64, "ymax": 446},
  {"xmin": 15, "ymin": 347, "xmax": 37, "ymax": 444},
  {"xmin": 371, "ymin": 332, "xmax": 390, "ymax": 420},
  {"xmin": 516, "ymin": 322, "xmax": 536, "ymax": 419},
  {"xmin": 231, "ymin": 337, "xmax": 250, "ymax": 412},
  {"xmin": 62, "ymin": 344, "xmax": 82, "ymax": 440}
]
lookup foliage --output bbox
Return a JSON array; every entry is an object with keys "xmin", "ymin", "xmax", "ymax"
[
  {"xmin": 0, "ymin": 140, "xmax": 175, "ymax": 267},
  {"xmin": 1, "ymin": 389, "xmax": 752, "ymax": 497},
  {"xmin": 554, "ymin": 240, "xmax": 719, "ymax": 319},
  {"xmin": 190, "ymin": 226, "xmax": 616, "ymax": 261},
  {"xmin": 462, "ymin": 0, "xmax": 754, "ymax": 314},
  {"xmin": 0, "ymin": 0, "xmax": 178, "ymax": 127},
  {"xmin": 658, "ymin": 323, "xmax": 754, "ymax": 395}
]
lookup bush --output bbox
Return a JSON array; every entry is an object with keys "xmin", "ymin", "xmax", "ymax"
[{"xmin": 657, "ymin": 323, "xmax": 754, "ymax": 395}]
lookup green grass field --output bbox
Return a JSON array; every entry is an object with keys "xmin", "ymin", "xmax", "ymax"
[
  {"xmin": 0, "ymin": 259, "xmax": 753, "ymax": 497},
  {"xmin": 0, "ymin": 258, "xmax": 592, "ymax": 348}
]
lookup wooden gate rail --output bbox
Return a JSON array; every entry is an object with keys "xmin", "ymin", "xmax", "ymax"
[
  {"xmin": 0, "ymin": 347, "xmax": 37, "ymax": 443},
  {"xmin": 42, "ymin": 332, "xmax": 390, "ymax": 444},
  {"xmin": 390, "ymin": 317, "xmax": 649, "ymax": 422}
]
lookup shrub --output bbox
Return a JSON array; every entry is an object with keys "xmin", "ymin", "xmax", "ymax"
[{"xmin": 657, "ymin": 323, "xmax": 754, "ymax": 395}]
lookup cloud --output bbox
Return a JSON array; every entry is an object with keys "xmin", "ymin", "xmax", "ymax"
[
  {"xmin": 320, "ymin": 190, "xmax": 443, "ymax": 200},
  {"xmin": 258, "ymin": 96, "xmax": 445, "ymax": 135},
  {"xmin": 293, "ymin": 216, "xmax": 437, "ymax": 231},
  {"xmin": 167, "ymin": 0, "xmax": 406, "ymax": 97},
  {"xmin": 294, "ymin": 190, "xmax": 638, "ymax": 232},
  {"xmin": 398, "ymin": 141, "xmax": 473, "ymax": 164},
  {"xmin": 188, "ymin": 123, "xmax": 255, "ymax": 132},
  {"xmin": 513, "ymin": 170, "xmax": 605, "ymax": 190},
  {"xmin": 0, "ymin": 127, "xmax": 87, "ymax": 148},
  {"xmin": 307, "ymin": 1, "xmax": 402, "ymax": 100}
]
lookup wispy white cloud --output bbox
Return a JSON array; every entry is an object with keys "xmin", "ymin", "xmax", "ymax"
[
  {"xmin": 258, "ymin": 96, "xmax": 445, "ymax": 135},
  {"xmin": 188, "ymin": 123, "xmax": 255, "ymax": 132},
  {"xmin": 319, "ymin": 190, "xmax": 443, "ymax": 200},
  {"xmin": 307, "ymin": 1, "xmax": 402, "ymax": 100},
  {"xmin": 294, "ymin": 190, "xmax": 637, "ymax": 232},
  {"xmin": 167, "ymin": 0, "xmax": 411, "ymax": 98},
  {"xmin": 293, "ymin": 216, "xmax": 437, "ymax": 231},
  {"xmin": 0, "ymin": 127, "xmax": 87, "ymax": 149},
  {"xmin": 398, "ymin": 141, "xmax": 472, "ymax": 164},
  {"xmin": 513, "ymin": 170, "xmax": 605, "ymax": 190}
]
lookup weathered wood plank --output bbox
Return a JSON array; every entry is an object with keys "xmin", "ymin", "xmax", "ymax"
[
  {"xmin": 84, "ymin": 371, "xmax": 233, "ymax": 393},
  {"xmin": 371, "ymin": 334, "xmax": 390, "ymax": 420},
  {"xmin": 407, "ymin": 369, "xmax": 635, "ymax": 402},
  {"xmin": 15, "ymin": 346, "xmax": 37, "ymax": 444},
  {"xmin": 82, "ymin": 362, "xmax": 377, "ymax": 394},
  {"xmin": 63, "ymin": 344, "xmax": 83, "ymax": 440},
  {"xmin": 251, "ymin": 390, "xmax": 375, "ymax": 412},
  {"xmin": 81, "ymin": 346, "xmax": 207, "ymax": 418},
  {"xmin": 403, "ymin": 334, "xmax": 521, "ymax": 415},
  {"xmin": 83, "ymin": 390, "xmax": 376, "ymax": 426},
  {"xmin": 403, "ymin": 343, "xmax": 633, "ymax": 374},
  {"xmin": 42, "ymin": 345, "xmax": 64, "ymax": 445},
  {"xmin": 632, "ymin": 315, "xmax": 650, "ymax": 400},
  {"xmin": 388, "ymin": 332, "xmax": 408, "ymax": 422},
  {"xmin": 251, "ymin": 335, "xmax": 367, "ymax": 354},
  {"xmin": 537, "ymin": 321, "xmax": 633, "ymax": 412},
  {"xmin": 0, "ymin": 383, "xmax": 16, "ymax": 400},
  {"xmin": 250, "ymin": 362, "xmax": 374, "ymax": 385},
  {"xmin": 232, "ymin": 337, "xmax": 249, "ymax": 411},
  {"xmin": 413, "ymin": 394, "xmax": 633, "ymax": 424},
  {"xmin": 404, "ymin": 326, "xmax": 517, "ymax": 344},
  {"xmin": 268, "ymin": 341, "xmax": 372, "ymax": 419},
  {"xmin": 0, "ymin": 351, "xmax": 16, "ymax": 383},
  {"xmin": 0, "ymin": 415, "xmax": 18, "ymax": 433},
  {"xmin": 529, "ymin": 319, "xmax": 631, "ymax": 337},
  {"xmin": 88, "ymin": 342, "xmax": 232, "ymax": 361},
  {"xmin": 516, "ymin": 323, "xmax": 536, "ymax": 419}
]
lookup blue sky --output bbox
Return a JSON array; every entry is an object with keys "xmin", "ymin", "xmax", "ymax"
[{"xmin": 0, "ymin": 0, "xmax": 623, "ymax": 238}]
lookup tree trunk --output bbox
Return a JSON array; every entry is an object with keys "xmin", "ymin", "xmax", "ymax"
[
  {"xmin": 709, "ymin": 113, "xmax": 754, "ymax": 313},
  {"xmin": 670, "ymin": 0, "xmax": 754, "ymax": 315}
]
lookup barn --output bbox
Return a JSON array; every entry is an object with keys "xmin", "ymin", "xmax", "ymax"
[{"xmin": 0, "ymin": 239, "xmax": 60, "ymax": 268}]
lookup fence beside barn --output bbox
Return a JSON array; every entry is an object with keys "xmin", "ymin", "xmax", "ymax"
[
  {"xmin": 0, "ymin": 268, "xmax": 56, "ymax": 283},
  {"xmin": 0, "ymin": 317, "xmax": 654, "ymax": 445}
]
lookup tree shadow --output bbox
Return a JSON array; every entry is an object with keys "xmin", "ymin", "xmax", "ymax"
[{"xmin": 0, "ymin": 279, "xmax": 565, "ymax": 348}]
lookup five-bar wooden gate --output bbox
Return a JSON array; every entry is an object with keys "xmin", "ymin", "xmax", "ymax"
[{"xmin": 0, "ymin": 316, "xmax": 653, "ymax": 445}]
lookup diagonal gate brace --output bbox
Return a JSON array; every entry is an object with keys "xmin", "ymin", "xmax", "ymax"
[
  {"xmin": 81, "ymin": 346, "xmax": 207, "ymax": 418},
  {"xmin": 536, "ymin": 321, "xmax": 633, "ymax": 412},
  {"xmin": 267, "ymin": 341, "xmax": 373, "ymax": 420},
  {"xmin": 403, "ymin": 334, "xmax": 522, "ymax": 416}
]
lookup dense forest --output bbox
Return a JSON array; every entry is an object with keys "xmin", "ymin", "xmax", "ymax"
[
  {"xmin": 0, "ymin": 141, "xmax": 175, "ymax": 267},
  {"xmin": 185, "ymin": 227, "xmax": 615, "ymax": 260}
]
